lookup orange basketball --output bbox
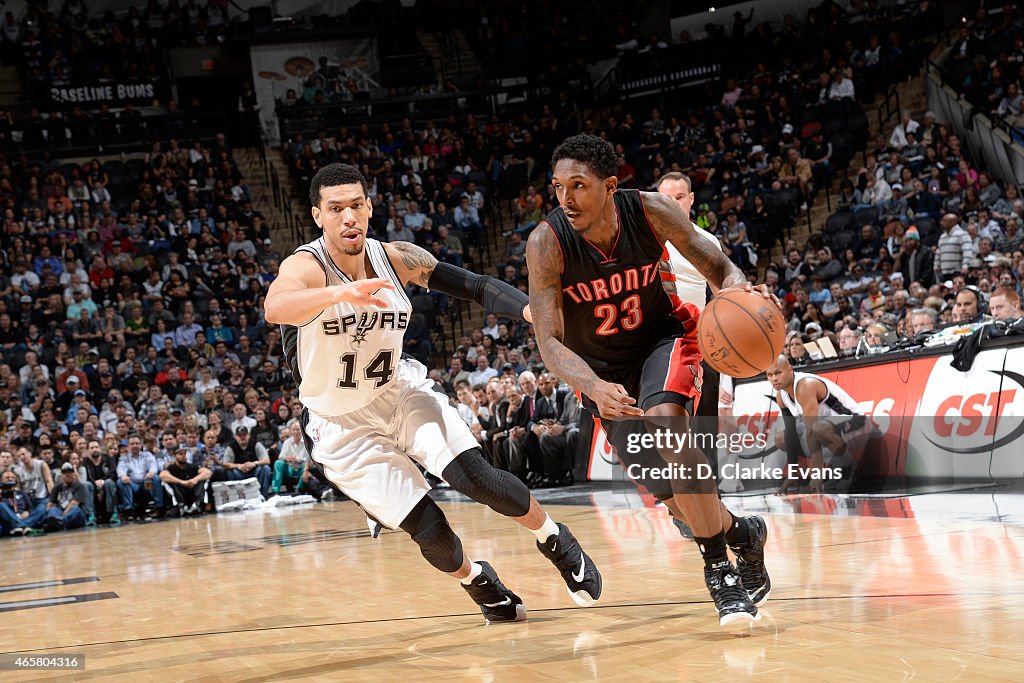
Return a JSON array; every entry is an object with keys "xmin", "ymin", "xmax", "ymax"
[{"xmin": 697, "ymin": 290, "xmax": 786, "ymax": 378}]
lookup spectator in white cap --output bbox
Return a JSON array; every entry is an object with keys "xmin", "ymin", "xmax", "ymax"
[{"xmin": 880, "ymin": 184, "xmax": 908, "ymax": 225}]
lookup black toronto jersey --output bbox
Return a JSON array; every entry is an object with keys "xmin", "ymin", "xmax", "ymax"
[{"xmin": 547, "ymin": 189, "xmax": 682, "ymax": 374}]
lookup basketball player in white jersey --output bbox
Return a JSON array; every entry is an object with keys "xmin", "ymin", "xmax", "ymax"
[
  {"xmin": 766, "ymin": 355, "xmax": 870, "ymax": 494},
  {"xmin": 656, "ymin": 173, "xmax": 744, "ymax": 509},
  {"xmin": 265, "ymin": 164, "xmax": 602, "ymax": 624}
]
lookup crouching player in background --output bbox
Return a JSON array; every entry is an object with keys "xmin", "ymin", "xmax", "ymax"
[{"xmin": 766, "ymin": 356, "xmax": 871, "ymax": 494}]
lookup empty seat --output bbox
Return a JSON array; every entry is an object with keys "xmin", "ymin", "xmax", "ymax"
[
  {"xmin": 827, "ymin": 229, "xmax": 856, "ymax": 254},
  {"xmin": 854, "ymin": 206, "xmax": 880, "ymax": 227},
  {"xmin": 826, "ymin": 211, "xmax": 856, "ymax": 233},
  {"xmin": 801, "ymin": 121, "xmax": 822, "ymax": 140},
  {"xmin": 912, "ymin": 216, "xmax": 937, "ymax": 239}
]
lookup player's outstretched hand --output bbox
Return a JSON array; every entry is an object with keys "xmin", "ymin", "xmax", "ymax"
[
  {"xmin": 523, "ymin": 304, "xmax": 532, "ymax": 323},
  {"xmin": 592, "ymin": 381, "xmax": 644, "ymax": 420},
  {"xmin": 333, "ymin": 278, "xmax": 395, "ymax": 308},
  {"xmin": 721, "ymin": 281, "xmax": 782, "ymax": 310}
]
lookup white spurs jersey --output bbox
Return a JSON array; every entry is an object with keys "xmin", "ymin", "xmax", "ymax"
[
  {"xmin": 777, "ymin": 372, "xmax": 863, "ymax": 419},
  {"xmin": 663, "ymin": 227, "xmax": 723, "ymax": 312},
  {"xmin": 292, "ymin": 236, "xmax": 412, "ymax": 416}
]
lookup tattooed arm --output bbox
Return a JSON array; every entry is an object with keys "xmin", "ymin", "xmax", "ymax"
[
  {"xmin": 526, "ymin": 225, "xmax": 643, "ymax": 419},
  {"xmin": 386, "ymin": 241, "xmax": 439, "ymax": 287},
  {"xmin": 385, "ymin": 241, "xmax": 530, "ymax": 320},
  {"xmin": 640, "ymin": 191, "xmax": 746, "ymax": 290}
]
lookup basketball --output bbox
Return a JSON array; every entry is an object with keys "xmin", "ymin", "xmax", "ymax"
[{"xmin": 698, "ymin": 290, "xmax": 786, "ymax": 378}]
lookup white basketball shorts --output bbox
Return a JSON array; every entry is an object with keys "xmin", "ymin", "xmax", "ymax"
[
  {"xmin": 773, "ymin": 416, "xmax": 870, "ymax": 466},
  {"xmin": 304, "ymin": 358, "xmax": 478, "ymax": 529}
]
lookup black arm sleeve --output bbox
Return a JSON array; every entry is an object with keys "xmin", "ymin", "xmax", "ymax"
[
  {"xmin": 779, "ymin": 405, "xmax": 804, "ymax": 466},
  {"xmin": 280, "ymin": 324, "xmax": 301, "ymax": 381},
  {"xmin": 427, "ymin": 261, "xmax": 529, "ymax": 320}
]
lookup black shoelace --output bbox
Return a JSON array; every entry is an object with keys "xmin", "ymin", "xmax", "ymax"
[
  {"xmin": 465, "ymin": 576, "xmax": 505, "ymax": 604},
  {"xmin": 709, "ymin": 568, "xmax": 748, "ymax": 606},
  {"xmin": 545, "ymin": 536, "xmax": 580, "ymax": 574},
  {"xmin": 737, "ymin": 555, "xmax": 763, "ymax": 592}
]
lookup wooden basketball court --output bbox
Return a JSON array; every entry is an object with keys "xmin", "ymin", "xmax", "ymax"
[{"xmin": 3, "ymin": 487, "xmax": 1023, "ymax": 680}]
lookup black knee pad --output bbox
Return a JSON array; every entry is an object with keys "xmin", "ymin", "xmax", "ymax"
[
  {"xmin": 401, "ymin": 497, "xmax": 463, "ymax": 573},
  {"xmin": 443, "ymin": 449, "xmax": 531, "ymax": 518}
]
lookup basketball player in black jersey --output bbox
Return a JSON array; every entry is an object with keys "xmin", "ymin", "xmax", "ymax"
[{"xmin": 527, "ymin": 135, "xmax": 777, "ymax": 626}]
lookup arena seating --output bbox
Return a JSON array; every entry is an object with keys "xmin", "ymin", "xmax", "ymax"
[{"xmin": 3, "ymin": 0, "xmax": 1020, "ymax": 531}]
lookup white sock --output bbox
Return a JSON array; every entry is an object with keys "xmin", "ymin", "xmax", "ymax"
[
  {"xmin": 530, "ymin": 514, "xmax": 560, "ymax": 543},
  {"xmin": 459, "ymin": 561, "xmax": 483, "ymax": 585}
]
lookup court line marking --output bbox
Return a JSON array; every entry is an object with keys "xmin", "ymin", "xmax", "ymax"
[
  {"xmin": 0, "ymin": 577, "xmax": 100, "ymax": 593},
  {"xmin": 0, "ymin": 592, "xmax": 118, "ymax": 614},
  {"xmin": 9, "ymin": 517, "xmax": 997, "ymax": 591},
  {"xmin": 3, "ymin": 591, "xmax": 1023, "ymax": 655}
]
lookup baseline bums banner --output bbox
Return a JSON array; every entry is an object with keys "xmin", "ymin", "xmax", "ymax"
[
  {"xmin": 581, "ymin": 343, "xmax": 1024, "ymax": 483},
  {"xmin": 249, "ymin": 39, "xmax": 379, "ymax": 144},
  {"xmin": 47, "ymin": 81, "xmax": 169, "ymax": 106}
]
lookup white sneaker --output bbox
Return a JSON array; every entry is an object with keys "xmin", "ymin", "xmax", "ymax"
[{"xmin": 366, "ymin": 516, "xmax": 383, "ymax": 538}]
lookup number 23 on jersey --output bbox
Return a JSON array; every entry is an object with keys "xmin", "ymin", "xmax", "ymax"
[{"xmin": 593, "ymin": 294, "xmax": 642, "ymax": 336}]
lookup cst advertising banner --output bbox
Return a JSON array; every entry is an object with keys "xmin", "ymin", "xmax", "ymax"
[{"xmin": 580, "ymin": 342, "xmax": 1024, "ymax": 482}]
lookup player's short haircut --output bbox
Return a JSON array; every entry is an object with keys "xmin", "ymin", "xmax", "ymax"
[
  {"xmin": 309, "ymin": 163, "xmax": 368, "ymax": 207},
  {"xmin": 656, "ymin": 172, "xmax": 693, "ymax": 193},
  {"xmin": 991, "ymin": 286, "xmax": 1020, "ymax": 305},
  {"xmin": 550, "ymin": 134, "xmax": 618, "ymax": 179}
]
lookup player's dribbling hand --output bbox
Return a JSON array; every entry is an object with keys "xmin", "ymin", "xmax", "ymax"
[
  {"xmin": 721, "ymin": 281, "xmax": 782, "ymax": 309},
  {"xmin": 334, "ymin": 278, "xmax": 395, "ymax": 308},
  {"xmin": 592, "ymin": 381, "xmax": 644, "ymax": 420}
]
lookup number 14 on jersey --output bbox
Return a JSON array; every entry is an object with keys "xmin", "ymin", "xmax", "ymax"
[{"xmin": 337, "ymin": 350, "xmax": 395, "ymax": 389}]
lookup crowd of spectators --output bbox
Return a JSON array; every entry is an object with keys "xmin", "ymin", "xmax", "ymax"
[
  {"xmin": 767, "ymin": 97, "xmax": 1024, "ymax": 366},
  {"xmin": 945, "ymin": 5, "xmax": 1024, "ymax": 139},
  {"xmin": 1, "ymin": 0, "xmax": 231, "ymax": 102},
  {"xmin": 0, "ymin": 130, "xmax": 333, "ymax": 537}
]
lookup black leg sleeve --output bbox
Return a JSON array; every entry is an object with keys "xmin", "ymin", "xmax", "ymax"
[{"xmin": 442, "ymin": 448, "xmax": 531, "ymax": 518}]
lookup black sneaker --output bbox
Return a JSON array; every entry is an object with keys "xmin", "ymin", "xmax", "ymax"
[
  {"xmin": 672, "ymin": 516, "xmax": 694, "ymax": 540},
  {"xmin": 461, "ymin": 561, "xmax": 527, "ymax": 624},
  {"xmin": 730, "ymin": 516, "xmax": 771, "ymax": 606},
  {"xmin": 705, "ymin": 560, "xmax": 760, "ymax": 627},
  {"xmin": 537, "ymin": 523, "xmax": 603, "ymax": 606}
]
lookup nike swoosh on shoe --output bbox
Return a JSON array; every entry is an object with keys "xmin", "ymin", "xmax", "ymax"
[
  {"xmin": 572, "ymin": 557, "xmax": 586, "ymax": 582},
  {"xmin": 483, "ymin": 597, "xmax": 512, "ymax": 607}
]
